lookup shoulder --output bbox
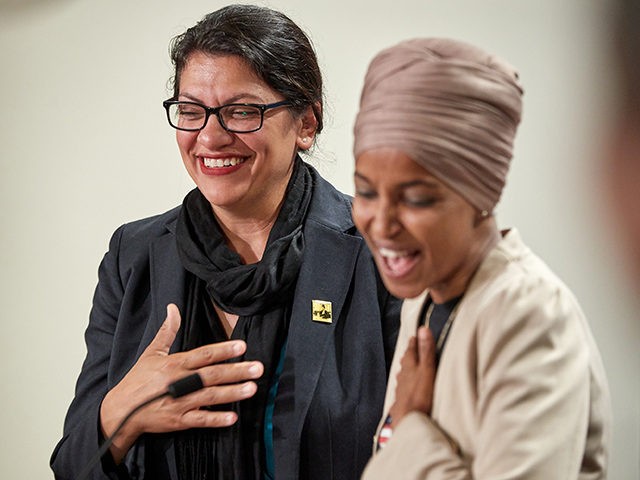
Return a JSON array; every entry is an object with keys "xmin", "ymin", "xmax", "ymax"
[
  {"xmin": 461, "ymin": 229, "xmax": 591, "ymax": 352},
  {"xmin": 105, "ymin": 205, "xmax": 181, "ymax": 262},
  {"xmin": 468, "ymin": 229, "xmax": 583, "ymax": 315},
  {"xmin": 115, "ymin": 205, "xmax": 181, "ymax": 241},
  {"xmin": 305, "ymin": 163, "xmax": 356, "ymax": 234}
]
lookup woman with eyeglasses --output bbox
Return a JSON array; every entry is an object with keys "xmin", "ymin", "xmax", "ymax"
[
  {"xmin": 50, "ymin": 5, "xmax": 400, "ymax": 480},
  {"xmin": 351, "ymin": 38, "xmax": 611, "ymax": 478}
]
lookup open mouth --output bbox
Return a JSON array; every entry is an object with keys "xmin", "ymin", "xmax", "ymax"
[
  {"xmin": 201, "ymin": 156, "xmax": 247, "ymax": 168},
  {"xmin": 378, "ymin": 247, "xmax": 420, "ymax": 277},
  {"xmin": 198, "ymin": 156, "xmax": 248, "ymax": 176}
]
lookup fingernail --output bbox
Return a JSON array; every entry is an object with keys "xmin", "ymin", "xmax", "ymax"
[
  {"xmin": 249, "ymin": 363, "xmax": 261, "ymax": 376},
  {"xmin": 232, "ymin": 342, "xmax": 244, "ymax": 354},
  {"xmin": 242, "ymin": 382, "xmax": 254, "ymax": 394}
]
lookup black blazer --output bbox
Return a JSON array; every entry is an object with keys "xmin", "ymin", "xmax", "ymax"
[{"xmin": 51, "ymin": 171, "xmax": 400, "ymax": 480}]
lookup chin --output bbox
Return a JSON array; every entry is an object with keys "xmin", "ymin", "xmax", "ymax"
[
  {"xmin": 382, "ymin": 277, "xmax": 427, "ymax": 300},
  {"xmin": 195, "ymin": 180, "xmax": 245, "ymax": 206}
]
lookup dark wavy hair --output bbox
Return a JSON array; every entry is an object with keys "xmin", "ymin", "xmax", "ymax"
[{"xmin": 169, "ymin": 4, "xmax": 324, "ymax": 134}]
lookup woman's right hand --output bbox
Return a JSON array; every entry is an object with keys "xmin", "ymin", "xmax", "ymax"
[
  {"xmin": 99, "ymin": 303, "xmax": 264, "ymax": 464},
  {"xmin": 388, "ymin": 326, "xmax": 436, "ymax": 429}
]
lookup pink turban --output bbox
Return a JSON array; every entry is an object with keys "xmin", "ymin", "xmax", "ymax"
[{"xmin": 353, "ymin": 38, "xmax": 524, "ymax": 212}]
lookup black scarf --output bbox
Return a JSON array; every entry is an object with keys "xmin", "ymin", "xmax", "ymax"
[{"xmin": 174, "ymin": 157, "xmax": 313, "ymax": 479}]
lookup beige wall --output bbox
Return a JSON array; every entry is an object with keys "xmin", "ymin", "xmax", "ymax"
[{"xmin": 1, "ymin": 0, "xmax": 638, "ymax": 478}]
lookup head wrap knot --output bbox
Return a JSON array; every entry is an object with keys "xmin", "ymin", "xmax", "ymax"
[{"xmin": 353, "ymin": 38, "xmax": 524, "ymax": 212}]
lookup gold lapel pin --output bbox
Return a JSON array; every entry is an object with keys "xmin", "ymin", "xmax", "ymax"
[{"xmin": 312, "ymin": 300, "xmax": 332, "ymax": 323}]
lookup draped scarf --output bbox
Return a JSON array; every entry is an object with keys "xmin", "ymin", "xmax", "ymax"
[{"xmin": 173, "ymin": 157, "xmax": 313, "ymax": 479}]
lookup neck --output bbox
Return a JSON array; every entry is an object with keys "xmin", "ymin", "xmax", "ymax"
[
  {"xmin": 429, "ymin": 218, "xmax": 501, "ymax": 303},
  {"xmin": 212, "ymin": 202, "xmax": 282, "ymax": 264},
  {"xmin": 209, "ymin": 161, "xmax": 295, "ymax": 264}
]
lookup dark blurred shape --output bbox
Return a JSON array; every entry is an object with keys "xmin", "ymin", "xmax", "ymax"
[
  {"xmin": 604, "ymin": 0, "xmax": 640, "ymax": 287},
  {"xmin": 613, "ymin": 0, "xmax": 640, "ymax": 117}
]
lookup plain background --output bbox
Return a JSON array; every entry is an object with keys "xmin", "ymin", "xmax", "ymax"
[{"xmin": 1, "ymin": 0, "xmax": 638, "ymax": 478}]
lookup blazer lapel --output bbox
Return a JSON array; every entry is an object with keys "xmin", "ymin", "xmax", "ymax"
[
  {"xmin": 144, "ymin": 216, "xmax": 185, "ymax": 479},
  {"xmin": 273, "ymin": 218, "xmax": 362, "ymax": 476},
  {"xmin": 148, "ymin": 217, "xmax": 189, "ymax": 354}
]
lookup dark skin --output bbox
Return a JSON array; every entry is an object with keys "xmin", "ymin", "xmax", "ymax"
[
  {"xmin": 353, "ymin": 150, "xmax": 500, "ymax": 430},
  {"xmin": 388, "ymin": 326, "xmax": 436, "ymax": 428}
]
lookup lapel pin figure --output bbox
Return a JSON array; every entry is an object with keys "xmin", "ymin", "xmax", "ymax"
[{"xmin": 312, "ymin": 300, "xmax": 332, "ymax": 323}]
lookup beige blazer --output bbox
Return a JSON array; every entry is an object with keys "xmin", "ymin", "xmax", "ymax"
[{"xmin": 363, "ymin": 229, "xmax": 611, "ymax": 479}]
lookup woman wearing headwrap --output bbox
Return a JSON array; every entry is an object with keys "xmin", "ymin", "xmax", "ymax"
[{"xmin": 352, "ymin": 38, "xmax": 612, "ymax": 479}]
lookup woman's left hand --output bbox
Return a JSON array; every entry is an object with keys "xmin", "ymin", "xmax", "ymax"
[{"xmin": 389, "ymin": 326, "xmax": 436, "ymax": 428}]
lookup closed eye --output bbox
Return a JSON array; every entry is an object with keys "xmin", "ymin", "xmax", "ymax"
[
  {"xmin": 177, "ymin": 106, "xmax": 205, "ymax": 118},
  {"xmin": 403, "ymin": 196, "xmax": 436, "ymax": 207},
  {"xmin": 355, "ymin": 189, "xmax": 377, "ymax": 199}
]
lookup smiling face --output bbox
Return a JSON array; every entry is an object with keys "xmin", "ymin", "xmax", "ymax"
[
  {"xmin": 352, "ymin": 148, "xmax": 497, "ymax": 301},
  {"xmin": 175, "ymin": 52, "xmax": 316, "ymax": 218}
]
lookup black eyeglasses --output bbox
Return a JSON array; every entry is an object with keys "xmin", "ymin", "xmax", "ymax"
[{"xmin": 162, "ymin": 99, "xmax": 292, "ymax": 133}]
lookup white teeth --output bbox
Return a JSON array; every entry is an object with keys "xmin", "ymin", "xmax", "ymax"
[
  {"xmin": 379, "ymin": 247, "xmax": 410, "ymax": 259},
  {"xmin": 202, "ymin": 157, "xmax": 245, "ymax": 168}
]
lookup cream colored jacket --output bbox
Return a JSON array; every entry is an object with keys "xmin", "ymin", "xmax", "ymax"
[{"xmin": 363, "ymin": 229, "xmax": 611, "ymax": 479}]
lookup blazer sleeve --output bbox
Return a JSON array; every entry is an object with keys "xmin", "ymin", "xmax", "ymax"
[
  {"xmin": 363, "ymin": 278, "xmax": 593, "ymax": 479},
  {"xmin": 50, "ymin": 226, "xmax": 132, "ymax": 480}
]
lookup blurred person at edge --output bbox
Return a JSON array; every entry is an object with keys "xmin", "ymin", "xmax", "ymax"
[
  {"xmin": 350, "ymin": 38, "xmax": 612, "ymax": 479},
  {"xmin": 605, "ymin": 0, "xmax": 640, "ymax": 287},
  {"xmin": 50, "ymin": 5, "xmax": 400, "ymax": 480}
]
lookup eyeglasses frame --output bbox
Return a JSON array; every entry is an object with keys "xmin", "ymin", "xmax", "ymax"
[{"xmin": 162, "ymin": 99, "xmax": 292, "ymax": 133}]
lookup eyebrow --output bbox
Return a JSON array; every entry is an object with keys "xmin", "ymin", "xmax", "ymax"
[
  {"xmin": 177, "ymin": 92, "xmax": 265, "ymax": 105},
  {"xmin": 354, "ymin": 171, "xmax": 441, "ymax": 189}
]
